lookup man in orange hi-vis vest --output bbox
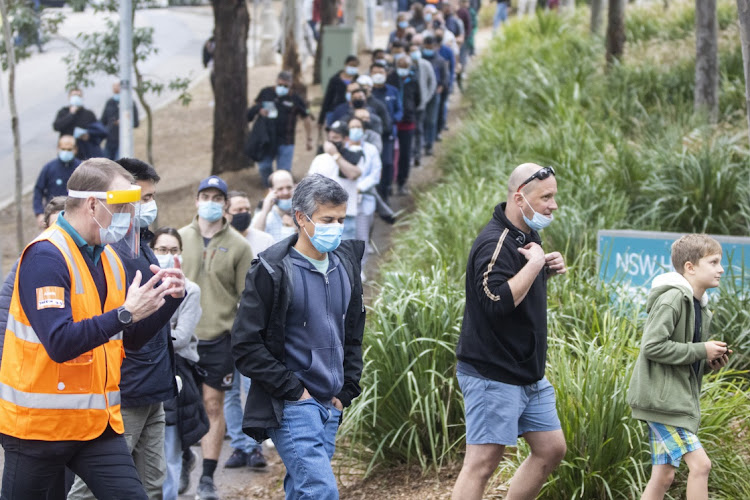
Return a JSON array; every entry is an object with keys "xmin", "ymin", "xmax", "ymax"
[{"xmin": 0, "ymin": 159, "xmax": 185, "ymax": 500}]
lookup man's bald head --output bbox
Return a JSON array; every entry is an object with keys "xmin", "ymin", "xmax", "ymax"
[
  {"xmin": 507, "ymin": 163, "xmax": 545, "ymax": 199},
  {"xmin": 269, "ymin": 169, "xmax": 293, "ymax": 189}
]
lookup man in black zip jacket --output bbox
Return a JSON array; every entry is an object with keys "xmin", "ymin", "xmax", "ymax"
[
  {"xmin": 232, "ymin": 174, "xmax": 365, "ymax": 499},
  {"xmin": 452, "ymin": 163, "xmax": 567, "ymax": 500}
]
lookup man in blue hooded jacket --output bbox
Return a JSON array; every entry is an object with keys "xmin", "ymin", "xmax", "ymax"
[{"xmin": 232, "ymin": 174, "xmax": 365, "ymax": 499}]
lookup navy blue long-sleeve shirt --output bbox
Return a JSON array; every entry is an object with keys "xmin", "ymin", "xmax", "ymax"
[
  {"xmin": 17, "ymin": 215, "xmax": 181, "ymax": 364},
  {"xmin": 32, "ymin": 157, "xmax": 82, "ymax": 215}
]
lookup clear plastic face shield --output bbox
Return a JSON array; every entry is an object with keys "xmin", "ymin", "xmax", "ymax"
[{"xmin": 68, "ymin": 186, "xmax": 142, "ymax": 258}]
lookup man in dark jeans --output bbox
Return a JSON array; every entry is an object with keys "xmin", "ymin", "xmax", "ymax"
[
  {"xmin": 100, "ymin": 82, "xmax": 140, "ymax": 161},
  {"xmin": 387, "ymin": 56, "xmax": 421, "ymax": 197},
  {"xmin": 247, "ymin": 71, "xmax": 313, "ymax": 187}
]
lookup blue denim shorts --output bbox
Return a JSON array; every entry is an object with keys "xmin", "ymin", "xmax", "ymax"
[{"xmin": 457, "ymin": 372, "xmax": 561, "ymax": 446}]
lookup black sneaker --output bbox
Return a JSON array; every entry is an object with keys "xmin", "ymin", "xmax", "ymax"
[
  {"xmin": 247, "ymin": 449, "xmax": 268, "ymax": 468},
  {"xmin": 224, "ymin": 448, "xmax": 248, "ymax": 468},
  {"xmin": 179, "ymin": 449, "xmax": 197, "ymax": 494},
  {"xmin": 195, "ymin": 475, "xmax": 219, "ymax": 500}
]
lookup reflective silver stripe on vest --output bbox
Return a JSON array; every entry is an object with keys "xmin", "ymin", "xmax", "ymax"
[
  {"xmin": 47, "ymin": 230, "xmax": 84, "ymax": 295},
  {"xmin": 0, "ymin": 382, "xmax": 107, "ymax": 410},
  {"xmin": 102, "ymin": 246, "xmax": 123, "ymax": 291},
  {"xmin": 107, "ymin": 391, "xmax": 121, "ymax": 407},
  {"xmin": 6, "ymin": 316, "xmax": 41, "ymax": 344},
  {"xmin": 111, "ymin": 331, "xmax": 123, "ymax": 341}
]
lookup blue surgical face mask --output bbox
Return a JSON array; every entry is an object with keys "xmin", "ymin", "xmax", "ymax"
[
  {"xmin": 137, "ymin": 200, "xmax": 158, "ymax": 227},
  {"xmin": 393, "ymin": 52, "xmax": 405, "ymax": 61},
  {"xmin": 422, "ymin": 49, "xmax": 434, "ymax": 57},
  {"xmin": 398, "ymin": 21, "xmax": 409, "ymax": 29},
  {"xmin": 375, "ymin": 58, "xmax": 387, "ymax": 66},
  {"xmin": 59, "ymin": 150, "xmax": 75, "ymax": 163},
  {"xmin": 410, "ymin": 51, "xmax": 421, "ymax": 60},
  {"xmin": 424, "ymin": 13, "xmax": 433, "ymax": 22},
  {"xmin": 520, "ymin": 193, "xmax": 553, "ymax": 231},
  {"xmin": 345, "ymin": 65, "xmax": 359, "ymax": 76},
  {"xmin": 276, "ymin": 198, "xmax": 292, "ymax": 211},
  {"xmin": 304, "ymin": 215, "xmax": 344, "ymax": 253},
  {"xmin": 349, "ymin": 127, "xmax": 364, "ymax": 142},
  {"xmin": 69, "ymin": 95, "xmax": 83, "ymax": 107},
  {"xmin": 397, "ymin": 67, "xmax": 410, "ymax": 77},
  {"xmin": 198, "ymin": 200, "xmax": 224, "ymax": 222},
  {"xmin": 113, "ymin": 94, "xmax": 120, "ymax": 102},
  {"xmin": 276, "ymin": 85, "xmax": 289, "ymax": 96},
  {"xmin": 345, "ymin": 92, "xmax": 352, "ymax": 102},
  {"xmin": 95, "ymin": 203, "xmax": 132, "ymax": 245}
]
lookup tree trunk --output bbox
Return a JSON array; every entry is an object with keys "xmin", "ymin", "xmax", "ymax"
[
  {"xmin": 133, "ymin": 65, "xmax": 155, "ymax": 166},
  {"xmin": 590, "ymin": 0, "xmax": 604, "ymax": 34},
  {"xmin": 695, "ymin": 0, "xmax": 719, "ymax": 122},
  {"xmin": 606, "ymin": 0, "xmax": 626, "ymax": 65},
  {"xmin": 313, "ymin": 0, "xmax": 338, "ymax": 84},
  {"xmin": 0, "ymin": 0, "xmax": 25, "ymax": 253},
  {"xmin": 283, "ymin": 0, "xmax": 307, "ymax": 100},
  {"xmin": 738, "ymin": 0, "xmax": 750, "ymax": 144},
  {"xmin": 212, "ymin": 0, "xmax": 249, "ymax": 174}
]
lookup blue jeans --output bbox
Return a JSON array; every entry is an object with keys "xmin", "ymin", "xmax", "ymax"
[
  {"xmin": 258, "ymin": 144, "xmax": 295, "ymax": 187},
  {"xmin": 223, "ymin": 368, "xmax": 262, "ymax": 454},
  {"xmin": 342, "ymin": 215, "xmax": 357, "ymax": 241},
  {"xmin": 162, "ymin": 425, "xmax": 180, "ymax": 500},
  {"xmin": 267, "ymin": 398, "xmax": 342, "ymax": 500},
  {"xmin": 494, "ymin": 2, "xmax": 508, "ymax": 30},
  {"xmin": 423, "ymin": 94, "xmax": 440, "ymax": 152}
]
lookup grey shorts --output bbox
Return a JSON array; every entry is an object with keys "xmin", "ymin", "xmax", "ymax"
[{"xmin": 457, "ymin": 372, "xmax": 561, "ymax": 446}]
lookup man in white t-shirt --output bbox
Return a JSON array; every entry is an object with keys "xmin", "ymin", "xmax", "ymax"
[{"xmin": 307, "ymin": 120, "xmax": 362, "ymax": 240}]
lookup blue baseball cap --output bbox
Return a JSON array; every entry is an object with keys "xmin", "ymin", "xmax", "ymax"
[{"xmin": 197, "ymin": 175, "xmax": 228, "ymax": 198}]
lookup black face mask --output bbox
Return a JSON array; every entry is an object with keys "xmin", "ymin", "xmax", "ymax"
[
  {"xmin": 352, "ymin": 99, "xmax": 366, "ymax": 109},
  {"xmin": 230, "ymin": 212, "xmax": 251, "ymax": 232},
  {"xmin": 336, "ymin": 142, "xmax": 364, "ymax": 165}
]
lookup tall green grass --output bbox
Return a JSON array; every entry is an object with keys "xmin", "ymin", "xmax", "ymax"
[{"xmin": 341, "ymin": 3, "xmax": 750, "ymax": 496}]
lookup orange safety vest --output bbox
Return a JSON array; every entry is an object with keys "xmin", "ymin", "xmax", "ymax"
[{"xmin": 0, "ymin": 225, "xmax": 127, "ymax": 441}]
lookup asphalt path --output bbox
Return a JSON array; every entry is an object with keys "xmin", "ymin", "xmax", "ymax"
[{"xmin": 0, "ymin": 5, "xmax": 215, "ymax": 209}]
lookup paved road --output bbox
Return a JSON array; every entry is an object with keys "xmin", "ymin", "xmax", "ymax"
[{"xmin": 0, "ymin": 5, "xmax": 215, "ymax": 209}]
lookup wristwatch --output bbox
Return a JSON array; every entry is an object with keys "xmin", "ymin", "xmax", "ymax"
[{"xmin": 117, "ymin": 306, "xmax": 133, "ymax": 326}]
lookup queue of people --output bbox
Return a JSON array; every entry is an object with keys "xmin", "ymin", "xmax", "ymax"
[{"xmin": 2, "ymin": 159, "xmax": 734, "ymax": 500}]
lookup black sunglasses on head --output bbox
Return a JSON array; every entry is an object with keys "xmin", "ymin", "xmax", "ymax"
[{"xmin": 516, "ymin": 166, "xmax": 556, "ymax": 192}]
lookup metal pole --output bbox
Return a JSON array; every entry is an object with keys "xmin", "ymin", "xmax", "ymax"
[{"xmin": 119, "ymin": 0, "xmax": 134, "ymax": 158}]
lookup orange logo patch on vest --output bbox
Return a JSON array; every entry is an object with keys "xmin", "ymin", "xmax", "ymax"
[{"xmin": 36, "ymin": 286, "xmax": 65, "ymax": 309}]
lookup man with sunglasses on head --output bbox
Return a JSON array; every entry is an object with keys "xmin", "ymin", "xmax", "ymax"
[
  {"xmin": 247, "ymin": 71, "xmax": 314, "ymax": 187},
  {"xmin": 452, "ymin": 163, "xmax": 567, "ymax": 500}
]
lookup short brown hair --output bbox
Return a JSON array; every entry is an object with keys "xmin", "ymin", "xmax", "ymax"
[
  {"xmin": 671, "ymin": 234, "xmax": 722, "ymax": 274},
  {"xmin": 65, "ymin": 158, "xmax": 135, "ymax": 212},
  {"xmin": 44, "ymin": 196, "xmax": 67, "ymax": 228}
]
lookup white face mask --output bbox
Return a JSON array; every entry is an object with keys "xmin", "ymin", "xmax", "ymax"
[
  {"xmin": 156, "ymin": 254, "xmax": 181, "ymax": 269},
  {"xmin": 372, "ymin": 73, "xmax": 387, "ymax": 85}
]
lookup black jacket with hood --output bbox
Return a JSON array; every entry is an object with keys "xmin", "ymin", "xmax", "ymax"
[{"xmin": 231, "ymin": 235, "xmax": 366, "ymax": 441}]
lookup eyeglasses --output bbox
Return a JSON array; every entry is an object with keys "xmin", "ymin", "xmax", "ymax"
[
  {"xmin": 153, "ymin": 246, "xmax": 180, "ymax": 255},
  {"xmin": 516, "ymin": 166, "xmax": 556, "ymax": 192}
]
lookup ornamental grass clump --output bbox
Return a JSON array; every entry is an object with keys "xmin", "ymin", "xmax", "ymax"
[{"xmin": 342, "ymin": 2, "xmax": 750, "ymax": 495}]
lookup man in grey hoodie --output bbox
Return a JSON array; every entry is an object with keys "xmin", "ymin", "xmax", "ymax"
[{"xmin": 232, "ymin": 174, "xmax": 365, "ymax": 499}]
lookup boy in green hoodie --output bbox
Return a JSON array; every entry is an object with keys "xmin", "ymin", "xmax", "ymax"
[{"xmin": 627, "ymin": 234, "xmax": 732, "ymax": 499}]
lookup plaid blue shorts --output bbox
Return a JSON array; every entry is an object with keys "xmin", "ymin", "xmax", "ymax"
[{"xmin": 647, "ymin": 422, "xmax": 703, "ymax": 467}]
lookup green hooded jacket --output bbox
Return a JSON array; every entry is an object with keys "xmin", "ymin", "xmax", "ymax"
[{"xmin": 626, "ymin": 272, "xmax": 712, "ymax": 434}]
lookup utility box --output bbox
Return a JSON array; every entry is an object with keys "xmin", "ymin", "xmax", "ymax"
[{"xmin": 320, "ymin": 25, "xmax": 355, "ymax": 93}]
